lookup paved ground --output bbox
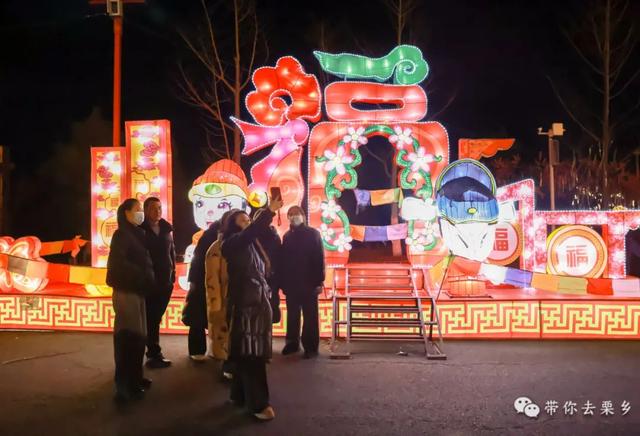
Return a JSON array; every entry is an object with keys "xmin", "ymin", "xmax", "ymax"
[{"xmin": 0, "ymin": 332, "xmax": 639, "ymax": 436}]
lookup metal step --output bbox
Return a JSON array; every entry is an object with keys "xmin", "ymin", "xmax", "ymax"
[
  {"xmin": 350, "ymin": 305, "xmax": 419, "ymax": 313},
  {"xmin": 351, "ymin": 318, "xmax": 422, "ymax": 327},
  {"xmin": 350, "ymin": 334, "xmax": 424, "ymax": 341},
  {"xmin": 347, "ymin": 294, "xmax": 419, "ymax": 300},
  {"xmin": 350, "ymin": 317, "xmax": 439, "ymax": 327},
  {"xmin": 348, "ymin": 273, "xmax": 412, "ymax": 278},
  {"xmin": 348, "ymin": 279, "xmax": 412, "ymax": 285},
  {"xmin": 349, "ymin": 284, "xmax": 414, "ymax": 289}
]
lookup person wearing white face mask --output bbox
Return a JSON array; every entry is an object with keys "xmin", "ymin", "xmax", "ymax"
[
  {"xmin": 107, "ymin": 198, "xmax": 156, "ymax": 402},
  {"xmin": 280, "ymin": 206, "xmax": 325, "ymax": 359}
]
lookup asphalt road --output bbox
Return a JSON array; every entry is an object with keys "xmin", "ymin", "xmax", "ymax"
[{"xmin": 1, "ymin": 332, "xmax": 639, "ymax": 436}]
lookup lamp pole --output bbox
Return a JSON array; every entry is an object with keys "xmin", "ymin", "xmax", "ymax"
[
  {"xmin": 538, "ymin": 123, "xmax": 565, "ymax": 210},
  {"xmin": 89, "ymin": 0, "xmax": 144, "ymax": 146},
  {"xmin": 113, "ymin": 13, "xmax": 122, "ymax": 147}
]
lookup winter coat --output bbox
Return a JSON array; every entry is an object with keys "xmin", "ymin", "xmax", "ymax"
[
  {"xmin": 205, "ymin": 236, "xmax": 229, "ymax": 360},
  {"xmin": 106, "ymin": 221, "xmax": 155, "ymax": 296},
  {"xmin": 183, "ymin": 221, "xmax": 220, "ymax": 327},
  {"xmin": 221, "ymin": 209, "xmax": 274, "ymax": 359},
  {"xmin": 140, "ymin": 218, "xmax": 176, "ymax": 292},
  {"xmin": 280, "ymin": 224, "xmax": 325, "ymax": 295},
  {"xmin": 257, "ymin": 226, "xmax": 282, "ymax": 323}
]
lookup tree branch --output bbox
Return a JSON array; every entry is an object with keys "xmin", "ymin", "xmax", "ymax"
[
  {"xmin": 429, "ymin": 87, "xmax": 458, "ymax": 120},
  {"xmin": 199, "ymin": 0, "xmax": 233, "ymax": 90},
  {"xmin": 241, "ymin": 9, "xmax": 259, "ymax": 89},
  {"xmin": 362, "ymin": 148, "xmax": 392, "ymax": 178},
  {"xmin": 611, "ymin": 66, "xmax": 640, "ymax": 99},
  {"xmin": 546, "ymin": 75, "xmax": 600, "ymax": 141},
  {"xmin": 563, "ymin": 28, "xmax": 604, "ymax": 75}
]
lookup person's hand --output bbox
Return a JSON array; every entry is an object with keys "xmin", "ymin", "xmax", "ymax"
[
  {"xmin": 268, "ymin": 197, "xmax": 284, "ymax": 212},
  {"xmin": 314, "ymin": 285, "xmax": 323, "ymax": 296}
]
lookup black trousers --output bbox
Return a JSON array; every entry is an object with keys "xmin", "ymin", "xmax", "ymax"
[
  {"xmin": 285, "ymin": 292, "xmax": 319, "ymax": 353},
  {"xmin": 188, "ymin": 326, "xmax": 207, "ymax": 356},
  {"xmin": 145, "ymin": 286, "xmax": 173, "ymax": 358},
  {"xmin": 230, "ymin": 357, "xmax": 269, "ymax": 412},
  {"xmin": 113, "ymin": 291, "xmax": 146, "ymax": 390}
]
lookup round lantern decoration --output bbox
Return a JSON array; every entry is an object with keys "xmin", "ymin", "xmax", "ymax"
[
  {"xmin": 487, "ymin": 222, "xmax": 522, "ymax": 266},
  {"xmin": 546, "ymin": 225, "xmax": 607, "ymax": 278}
]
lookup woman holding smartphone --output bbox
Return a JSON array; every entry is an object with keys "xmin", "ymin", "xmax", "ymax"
[{"xmin": 221, "ymin": 196, "xmax": 283, "ymax": 421}]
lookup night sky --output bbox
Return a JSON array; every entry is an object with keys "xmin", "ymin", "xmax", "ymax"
[{"xmin": 0, "ymin": 0, "xmax": 637, "ymax": 253}]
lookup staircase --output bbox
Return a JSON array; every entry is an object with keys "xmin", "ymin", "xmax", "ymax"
[{"xmin": 329, "ymin": 263, "xmax": 446, "ymax": 360}]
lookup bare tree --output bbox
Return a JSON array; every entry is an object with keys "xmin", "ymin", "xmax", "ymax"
[
  {"xmin": 176, "ymin": 0, "xmax": 265, "ymax": 163},
  {"xmin": 549, "ymin": 0, "xmax": 640, "ymax": 202}
]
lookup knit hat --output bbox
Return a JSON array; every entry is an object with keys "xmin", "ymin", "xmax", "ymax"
[{"xmin": 188, "ymin": 159, "xmax": 248, "ymax": 201}]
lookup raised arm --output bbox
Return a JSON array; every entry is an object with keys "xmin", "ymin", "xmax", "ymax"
[{"xmin": 222, "ymin": 208, "xmax": 276, "ymax": 257}]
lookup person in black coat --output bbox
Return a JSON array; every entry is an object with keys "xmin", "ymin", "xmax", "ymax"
[
  {"xmin": 221, "ymin": 198, "xmax": 282, "ymax": 421},
  {"xmin": 106, "ymin": 198, "xmax": 156, "ymax": 402},
  {"xmin": 139, "ymin": 197, "xmax": 176, "ymax": 369},
  {"xmin": 280, "ymin": 205, "xmax": 325, "ymax": 359},
  {"xmin": 183, "ymin": 220, "xmax": 221, "ymax": 360},
  {"xmin": 254, "ymin": 209, "xmax": 283, "ymax": 325}
]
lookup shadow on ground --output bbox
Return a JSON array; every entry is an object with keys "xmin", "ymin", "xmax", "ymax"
[{"xmin": 1, "ymin": 332, "xmax": 639, "ymax": 436}]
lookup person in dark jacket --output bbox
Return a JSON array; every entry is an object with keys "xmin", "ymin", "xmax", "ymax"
[
  {"xmin": 106, "ymin": 198, "xmax": 156, "ymax": 402},
  {"xmin": 280, "ymin": 205, "xmax": 325, "ymax": 358},
  {"xmin": 254, "ymin": 209, "xmax": 283, "ymax": 325},
  {"xmin": 221, "ymin": 197, "xmax": 282, "ymax": 421},
  {"xmin": 140, "ymin": 197, "xmax": 176, "ymax": 369},
  {"xmin": 183, "ymin": 220, "xmax": 221, "ymax": 360}
]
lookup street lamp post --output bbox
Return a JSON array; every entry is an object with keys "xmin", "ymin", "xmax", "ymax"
[
  {"xmin": 89, "ymin": 0, "xmax": 144, "ymax": 147},
  {"xmin": 537, "ymin": 123, "xmax": 565, "ymax": 210}
]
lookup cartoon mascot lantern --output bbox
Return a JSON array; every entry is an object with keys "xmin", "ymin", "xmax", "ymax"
[{"xmin": 178, "ymin": 159, "xmax": 250, "ymax": 290}]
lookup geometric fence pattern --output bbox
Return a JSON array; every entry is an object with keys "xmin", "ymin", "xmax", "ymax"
[{"xmin": 2, "ymin": 295, "xmax": 639, "ymax": 339}]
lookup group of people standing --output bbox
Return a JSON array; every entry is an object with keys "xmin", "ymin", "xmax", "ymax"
[{"xmin": 106, "ymin": 195, "xmax": 325, "ymax": 422}]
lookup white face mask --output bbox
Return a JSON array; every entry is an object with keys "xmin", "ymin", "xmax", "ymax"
[
  {"xmin": 290, "ymin": 215, "xmax": 304, "ymax": 226},
  {"xmin": 133, "ymin": 211, "xmax": 145, "ymax": 226}
]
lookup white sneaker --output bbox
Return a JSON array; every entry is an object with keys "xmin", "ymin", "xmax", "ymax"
[
  {"xmin": 254, "ymin": 406, "xmax": 275, "ymax": 421},
  {"xmin": 222, "ymin": 371, "xmax": 233, "ymax": 380},
  {"xmin": 189, "ymin": 354, "xmax": 207, "ymax": 361}
]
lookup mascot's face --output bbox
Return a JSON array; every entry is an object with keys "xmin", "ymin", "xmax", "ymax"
[
  {"xmin": 192, "ymin": 194, "xmax": 248, "ymax": 230},
  {"xmin": 439, "ymin": 220, "xmax": 497, "ymax": 262}
]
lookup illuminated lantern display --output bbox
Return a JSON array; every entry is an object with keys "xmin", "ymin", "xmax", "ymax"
[
  {"xmin": 487, "ymin": 222, "xmax": 522, "ymax": 266},
  {"xmin": 435, "ymin": 159, "xmax": 499, "ymax": 262},
  {"xmin": 546, "ymin": 225, "xmax": 608, "ymax": 278},
  {"xmin": 533, "ymin": 210, "xmax": 640, "ymax": 278},
  {"xmin": 90, "ymin": 147, "xmax": 126, "ymax": 267},
  {"xmin": 246, "ymin": 56, "xmax": 321, "ymax": 126},
  {"xmin": 314, "ymin": 45, "xmax": 429, "ymax": 85},
  {"xmin": 179, "ymin": 159, "xmax": 250, "ymax": 290},
  {"xmin": 126, "ymin": 120, "xmax": 173, "ymax": 222},
  {"xmin": 433, "ymin": 159, "xmax": 499, "ymax": 296},
  {"xmin": 324, "ymin": 82, "xmax": 427, "ymax": 122},
  {"xmin": 0, "ymin": 237, "xmax": 48, "ymax": 293},
  {"xmin": 5, "ymin": 50, "xmax": 640, "ymax": 340},
  {"xmin": 305, "ymin": 46, "xmax": 449, "ymax": 266},
  {"xmin": 234, "ymin": 56, "xmax": 322, "ymax": 235},
  {"xmin": 458, "ymin": 138, "xmax": 515, "ymax": 160},
  {"xmin": 496, "ymin": 179, "xmax": 536, "ymax": 271}
]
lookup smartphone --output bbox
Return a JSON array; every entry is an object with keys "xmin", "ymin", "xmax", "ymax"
[{"xmin": 270, "ymin": 186, "xmax": 282, "ymax": 202}]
